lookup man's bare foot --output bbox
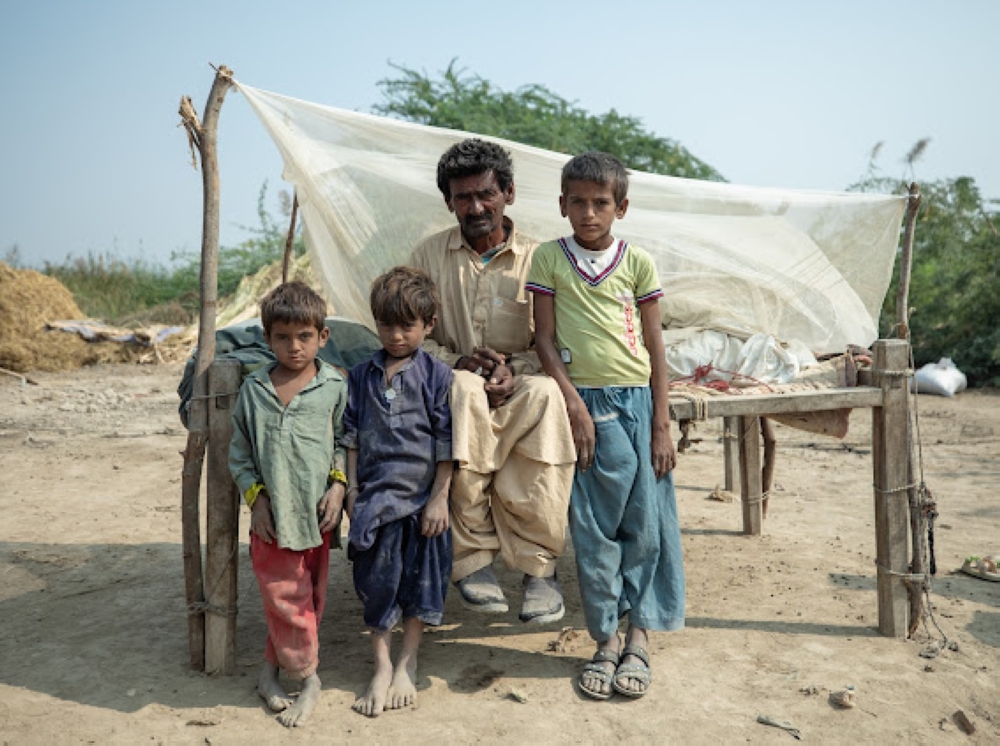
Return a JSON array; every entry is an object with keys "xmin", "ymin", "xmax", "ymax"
[
  {"xmin": 257, "ymin": 661, "xmax": 292, "ymax": 712},
  {"xmin": 353, "ymin": 659, "xmax": 393, "ymax": 717},
  {"xmin": 386, "ymin": 656, "xmax": 417, "ymax": 710},
  {"xmin": 277, "ymin": 673, "xmax": 322, "ymax": 727}
]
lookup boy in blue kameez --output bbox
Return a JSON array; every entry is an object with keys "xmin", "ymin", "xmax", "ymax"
[{"xmin": 342, "ymin": 266, "xmax": 454, "ymax": 717}]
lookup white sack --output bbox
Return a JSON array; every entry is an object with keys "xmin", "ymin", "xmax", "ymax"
[
  {"xmin": 913, "ymin": 357, "xmax": 968, "ymax": 397},
  {"xmin": 237, "ymin": 82, "xmax": 907, "ymax": 354}
]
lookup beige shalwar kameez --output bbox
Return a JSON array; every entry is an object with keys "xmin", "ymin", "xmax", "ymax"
[{"xmin": 411, "ymin": 221, "xmax": 576, "ymax": 580}]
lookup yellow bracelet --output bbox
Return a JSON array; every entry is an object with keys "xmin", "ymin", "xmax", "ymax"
[
  {"xmin": 244, "ymin": 483, "xmax": 266, "ymax": 510},
  {"xmin": 329, "ymin": 469, "xmax": 348, "ymax": 487}
]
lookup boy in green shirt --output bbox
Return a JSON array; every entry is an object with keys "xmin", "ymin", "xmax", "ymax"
[{"xmin": 229, "ymin": 281, "xmax": 348, "ymax": 727}]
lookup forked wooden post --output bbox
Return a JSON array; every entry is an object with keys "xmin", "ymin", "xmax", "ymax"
[
  {"xmin": 178, "ymin": 65, "xmax": 235, "ymax": 670},
  {"xmin": 738, "ymin": 415, "xmax": 763, "ymax": 535},
  {"xmin": 723, "ymin": 416, "xmax": 740, "ymax": 492},
  {"xmin": 871, "ymin": 339, "xmax": 911, "ymax": 637},
  {"xmin": 204, "ymin": 359, "xmax": 242, "ymax": 674}
]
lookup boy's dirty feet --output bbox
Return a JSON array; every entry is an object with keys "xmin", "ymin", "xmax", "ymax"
[
  {"xmin": 353, "ymin": 631, "xmax": 393, "ymax": 717},
  {"xmin": 277, "ymin": 673, "xmax": 322, "ymax": 727},
  {"xmin": 386, "ymin": 618, "xmax": 423, "ymax": 710},
  {"xmin": 613, "ymin": 626, "xmax": 652, "ymax": 698},
  {"xmin": 257, "ymin": 661, "xmax": 293, "ymax": 712},
  {"xmin": 579, "ymin": 635, "xmax": 620, "ymax": 700}
]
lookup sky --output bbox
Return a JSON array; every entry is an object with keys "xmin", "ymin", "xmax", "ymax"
[{"xmin": 1, "ymin": 1, "xmax": 996, "ymax": 268}]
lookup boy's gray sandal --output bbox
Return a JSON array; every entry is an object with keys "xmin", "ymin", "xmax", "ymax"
[
  {"xmin": 578, "ymin": 648, "xmax": 621, "ymax": 701},
  {"xmin": 612, "ymin": 644, "xmax": 651, "ymax": 698}
]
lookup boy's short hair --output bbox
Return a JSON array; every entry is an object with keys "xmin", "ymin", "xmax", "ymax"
[
  {"xmin": 370, "ymin": 266, "xmax": 440, "ymax": 327},
  {"xmin": 561, "ymin": 151, "xmax": 629, "ymax": 206},
  {"xmin": 436, "ymin": 138, "xmax": 514, "ymax": 201},
  {"xmin": 260, "ymin": 281, "xmax": 327, "ymax": 335}
]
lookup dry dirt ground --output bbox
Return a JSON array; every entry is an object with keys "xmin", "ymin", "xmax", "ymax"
[{"xmin": 0, "ymin": 362, "xmax": 997, "ymax": 744}]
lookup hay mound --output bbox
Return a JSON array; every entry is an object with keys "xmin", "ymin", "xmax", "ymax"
[{"xmin": 0, "ymin": 262, "xmax": 128, "ymax": 373}]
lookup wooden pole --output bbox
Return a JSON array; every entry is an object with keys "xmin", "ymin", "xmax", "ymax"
[
  {"xmin": 723, "ymin": 416, "xmax": 739, "ymax": 493},
  {"xmin": 205, "ymin": 360, "xmax": 241, "ymax": 674},
  {"xmin": 282, "ymin": 192, "xmax": 299, "ymax": 284},
  {"xmin": 895, "ymin": 183, "xmax": 922, "ymax": 339},
  {"xmin": 760, "ymin": 417, "xmax": 776, "ymax": 519},
  {"xmin": 871, "ymin": 339, "xmax": 911, "ymax": 637},
  {"xmin": 178, "ymin": 65, "xmax": 235, "ymax": 670},
  {"xmin": 738, "ymin": 415, "xmax": 763, "ymax": 535}
]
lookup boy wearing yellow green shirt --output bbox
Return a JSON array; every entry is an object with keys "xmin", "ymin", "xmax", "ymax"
[{"xmin": 528, "ymin": 152, "xmax": 685, "ymax": 701}]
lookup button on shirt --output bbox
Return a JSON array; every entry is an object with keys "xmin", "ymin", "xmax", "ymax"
[
  {"xmin": 410, "ymin": 218, "xmax": 542, "ymax": 376},
  {"xmin": 229, "ymin": 361, "xmax": 348, "ymax": 551},
  {"xmin": 341, "ymin": 348, "xmax": 453, "ymax": 552}
]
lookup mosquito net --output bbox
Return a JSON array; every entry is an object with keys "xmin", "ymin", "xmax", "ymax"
[{"xmin": 237, "ymin": 82, "xmax": 906, "ymax": 355}]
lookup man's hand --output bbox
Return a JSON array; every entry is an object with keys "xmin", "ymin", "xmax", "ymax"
[
  {"xmin": 566, "ymin": 397, "xmax": 596, "ymax": 472},
  {"xmin": 651, "ymin": 416, "xmax": 676, "ymax": 478},
  {"xmin": 317, "ymin": 483, "xmax": 345, "ymax": 533},
  {"xmin": 484, "ymin": 363, "xmax": 518, "ymax": 408},
  {"xmin": 421, "ymin": 493, "xmax": 450, "ymax": 537},
  {"xmin": 251, "ymin": 494, "xmax": 277, "ymax": 544},
  {"xmin": 457, "ymin": 346, "xmax": 506, "ymax": 379}
]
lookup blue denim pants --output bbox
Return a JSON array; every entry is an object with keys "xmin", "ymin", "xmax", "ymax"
[{"xmin": 570, "ymin": 386, "xmax": 686, "ymax": 642}]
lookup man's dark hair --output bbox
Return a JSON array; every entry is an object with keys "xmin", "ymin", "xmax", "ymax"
[
  {"xmin": 561, "ymin": 151, "xmax": 630, "ymax": 206},
  {"xmin": 260, "ymin": 281, "xmax": 327, "ymax": 335},
  {"xmin": 436, "ymin": 138, "xmax": 514, "ymax": 200},
  {"xmin": 370, "ymin": 266, "xmax": 440, "ymax": 327}
]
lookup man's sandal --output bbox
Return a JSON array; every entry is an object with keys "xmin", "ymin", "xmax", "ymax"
[
  {"xmin": 578, "ymin": 648, "xmax": 621, "ymax": 701},
  {"xmin": 613, "ymin": 644, "xmax": 652, "ymax": 698}
]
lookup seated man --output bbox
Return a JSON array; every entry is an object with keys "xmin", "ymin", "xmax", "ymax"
[{"xmin": 410, "ymin": 138, "xmax": 576, "ymax": 624}]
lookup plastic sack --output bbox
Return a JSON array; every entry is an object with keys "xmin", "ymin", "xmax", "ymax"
[{"xmin": 913, "ymin": 357, "xmax": 967, "ymax": 397}]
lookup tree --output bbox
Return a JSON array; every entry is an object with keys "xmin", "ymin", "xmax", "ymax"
[
  {"xmin": 374, "ymin": 60, "xmax": 724, "ymax": 181},
  {"xmin": 853, "ymin": 145, "xmax": 1000, "ymax": 386}
]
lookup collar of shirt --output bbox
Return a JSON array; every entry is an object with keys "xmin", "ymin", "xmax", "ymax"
[
  {"xmin": 446, "ymin": 216, "xmax": 526, "ymax": 258},
  {"xmin": 251, "ymin": 359, "xmax": 341, "ymax": 398},
  {"xmin": 371, "ymin": 346, "xmax": 425, "ymax": 375}
]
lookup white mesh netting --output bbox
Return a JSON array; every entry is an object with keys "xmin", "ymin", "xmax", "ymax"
[{"xmin": 238, "ymin": 82, "xmax": 906, "ymax": 355}]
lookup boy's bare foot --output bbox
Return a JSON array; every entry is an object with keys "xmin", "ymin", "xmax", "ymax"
[
  {"xmin": 354, "ymin": 631, "xmax": 394, "ymax": 718},
  {"xmin": 277, "ymin": 673, "xmax": 322, "ymax": 727},
  {"xmin": 353, "ymin": 658, "xmax": 393, "ymax": 717},
  {"xmin": 386, "ymin": 655, "xmax": 418, "ymax": 710},
  {"xmin": 613, "ymin": 626, "xmax": 651, "ymax": 697},
  {"xmin": 257, "ymin": 661, "xmax": 292, "ymax": 712}
]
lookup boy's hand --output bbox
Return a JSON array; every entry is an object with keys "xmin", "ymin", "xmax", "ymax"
[
  {"xmin": 651, "ymin": 416, "xmax": 676, "ymax": 478},
  {"xmin": 250, "ymin": 494, "xmax": 277, "ymax": 544},
  {"xmin": 317, "ymin": 483, "xmax": 345, "ymax": 534},
  {"xmin": 421, "ymin": 493, "xmax": 450, "ymax": 537},
  {"xmin": 346, "ymin": 486, "xmax": 359, "ymax": 519},
  {"xmin": 566, "ymin": 397, "xmax": 596, "ymax": 472}
]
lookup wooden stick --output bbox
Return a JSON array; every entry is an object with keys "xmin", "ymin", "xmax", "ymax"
[
  {"xmin": 895, "ymin": 183, "xmax": 922, "ymax": 339},
  {"xmin": 738, "ymin": 415, "xmax": 763, "ymax": 536},
  {"xmin": 0, "ymin": 366, "xmax": 39, "ymax": 386},
  {"xmin": 205, "ymin": 359, "xmax": 241, "ymax": 674},
  {"xmin": 872, "ymin": 340, "xmax": 911, "ymax": 637},
  {"xmin": 722, "ymin": 416, "xmax": 739, "ymax": 492},
  {"xmin": 282, "ymin": 192, "xmax": 299, "ymax": 285},
  {"xmin": 178, "ymin": 64, "xmax": 235, "ymax": 671},
  {"xmin": 760, "ymin": 417, "xmax": 776, "ymax": 519}
]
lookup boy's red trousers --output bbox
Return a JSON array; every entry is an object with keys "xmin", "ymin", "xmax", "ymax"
[{"xmin": 250, "ymin": 534, "xmax": 330, "ymax": 680}]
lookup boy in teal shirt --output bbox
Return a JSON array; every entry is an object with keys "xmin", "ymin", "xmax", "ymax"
[
  {"xmin": 527, "ymin": 152, "xmax": 685, "ymax": 700},
  {"xmin": 230, "ymin": 281, "xmax": 348, "ymax": 726}
]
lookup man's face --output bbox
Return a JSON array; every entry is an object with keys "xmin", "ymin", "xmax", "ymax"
[{"xmin": 446, "ymin": 171, "xmax": 515, "ymax": 242}]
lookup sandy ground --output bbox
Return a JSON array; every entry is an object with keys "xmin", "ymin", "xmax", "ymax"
[{"xmin": 0, "ymin": 361, "xmax": 997, "ymax": 744}]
